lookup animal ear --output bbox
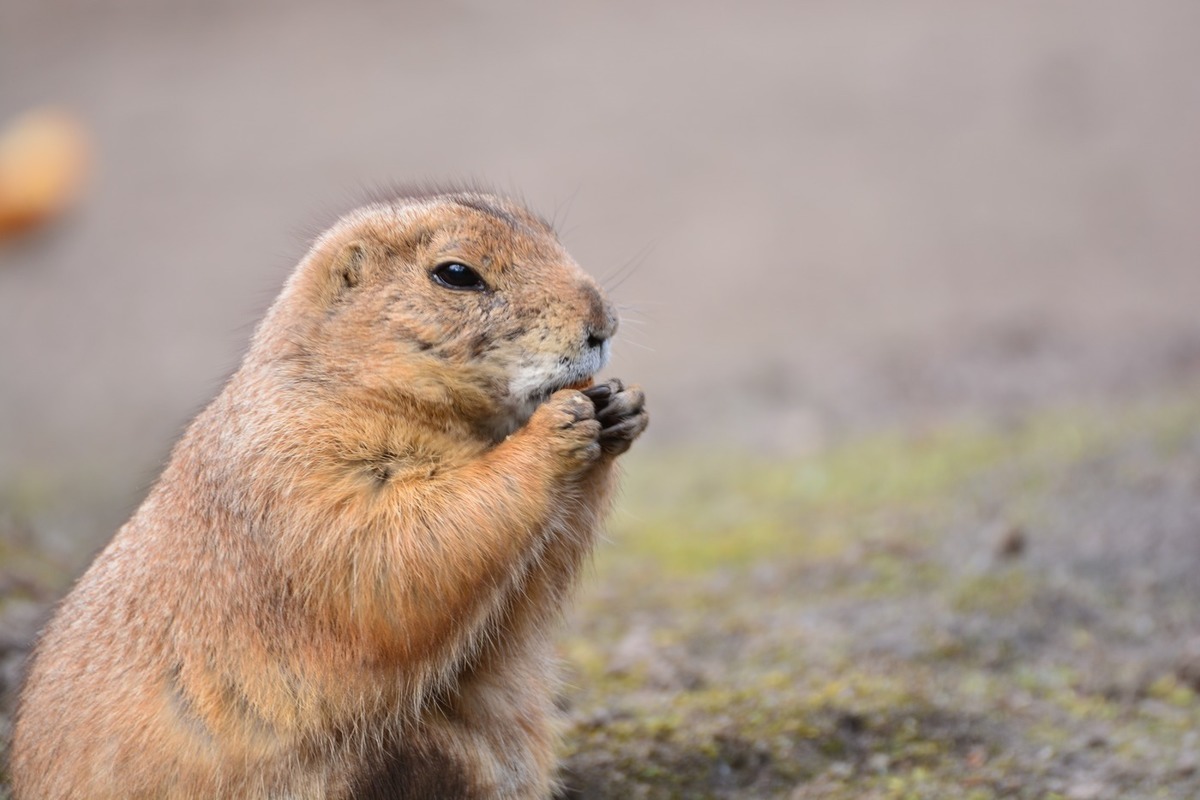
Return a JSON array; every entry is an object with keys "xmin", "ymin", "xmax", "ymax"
[
  {"xmin": 335, "ymin": 241, "xmax": 367, "ymax": 292},
  {"xmin": 315, "ymin": 239, "xmax": 374, "ymax": 307}
]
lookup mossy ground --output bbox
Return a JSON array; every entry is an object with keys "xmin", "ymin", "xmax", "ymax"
[
  {"xmin": 556, "ymin": 396, "xmax": 1200, "ymax": 799},
  {"xmin": 2, "ymin": 396, "xmax": 1200, "ymax": 798}
]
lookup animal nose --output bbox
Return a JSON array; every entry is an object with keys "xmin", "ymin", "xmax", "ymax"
[
  {"xmin": 585, "ymin": 308, "xmax": 618, "ymax": 350},
  {"xmin": 586, "ymin": 328, "xmax": 609, "ymax": 349},
  {"xmin": 582, "ymin": 284, "xmax": 618, "ymax": 349}
]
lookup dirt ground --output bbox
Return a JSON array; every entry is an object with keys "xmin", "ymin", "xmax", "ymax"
[
  {"xmin": 2, "ymin": 1, "xmax": 1200, "ymax": 797},
  {"xmin": 555, "ymin": 397, "xmax": 1200, "ymax": 798}
]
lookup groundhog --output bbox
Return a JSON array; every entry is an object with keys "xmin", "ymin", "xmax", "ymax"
[{"xmin": 9, "ymin": 189, "xmax": 648, "ymax": 799}]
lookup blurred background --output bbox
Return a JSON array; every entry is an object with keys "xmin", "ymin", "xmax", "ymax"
[
  {"xmin": 5, "ymin": 0, "xmax": 1200, "ymax": 524},
  {"xmin": 3, "ymin": 1, "xmax": 1200, "ymax": 797}
]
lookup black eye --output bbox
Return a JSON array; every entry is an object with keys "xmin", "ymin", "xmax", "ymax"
[{"xmin": 431, "ymin": 262, "xmax": 487, "ymax": 291}]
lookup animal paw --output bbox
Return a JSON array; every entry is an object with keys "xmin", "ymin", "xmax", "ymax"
[
  {"xmin": 530, "ymin": 389, "xmax": 603, "ymax": 472},
  {"xmin": 582, "ymin": 379, "xmax": 648, "ymax": 457}
]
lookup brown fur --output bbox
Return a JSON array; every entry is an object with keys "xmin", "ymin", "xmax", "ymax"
[{"xmin": 9, "ymin": 191, "xmax": 648, "ymax": 799}]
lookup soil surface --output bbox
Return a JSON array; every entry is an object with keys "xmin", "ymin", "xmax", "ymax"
[
  {"xmin": 3, "ymin": 2, "xmax": 1200, "ymax": 797},
  {"xmin": 556, "ymin": 398, "xmax": 1200, "ymax": 798}
]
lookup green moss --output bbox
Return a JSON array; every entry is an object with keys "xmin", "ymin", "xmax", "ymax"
[
  {"xmin": 1146, "ymin": 675, "xmax": 1197, "ymax": 708},
  {"xmin": 553, "ymin": 395, "xmax": 1200, "ymax": 798},
  {"xmin": 602, "ymin": 398, "xmax": 1200, "ymax": 582},
  {"xmin": 948, "ymin": 569, "xmax": 1033, "ymax": 617}
]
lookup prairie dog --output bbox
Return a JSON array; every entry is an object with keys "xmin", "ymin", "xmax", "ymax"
[{"xmin": 10, "ymin": 190, "xmax": 648, "ymax": 798}]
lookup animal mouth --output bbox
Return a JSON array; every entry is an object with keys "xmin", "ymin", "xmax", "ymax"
[
  {"xmin": 497, "ymin": 362, "xmax": 603, "ymax": 443},
  {"xmin": 528, "ymin": 372, "xmax": 597, "ymax": 404},
  {"xmin": 510, "ymin": 343, "xmax": 609, "ymax": 415}
]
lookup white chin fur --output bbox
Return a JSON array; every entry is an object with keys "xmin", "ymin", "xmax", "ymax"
[{"xmin": 496, "ymin": 342, "xmax": 611, "ymax": 437}]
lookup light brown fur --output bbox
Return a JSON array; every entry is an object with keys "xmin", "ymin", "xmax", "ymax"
[{"xmin": 9, "ymin": 191, "xmax": 648, "ymax": 799}]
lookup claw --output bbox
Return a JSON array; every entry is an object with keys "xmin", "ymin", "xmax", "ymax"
[{"xmin": 581, "ymin": 384, "xmax": 612, "ymax": 402}]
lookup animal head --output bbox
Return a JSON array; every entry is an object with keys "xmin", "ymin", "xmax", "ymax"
[{"xmin": 255, "ymin": 191, "xmax": 617, "ymax": 438}]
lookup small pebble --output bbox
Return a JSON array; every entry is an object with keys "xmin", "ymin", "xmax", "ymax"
[{"xmin": 995, "ymin": 525, "xmax": 1027, "ymax": 559}]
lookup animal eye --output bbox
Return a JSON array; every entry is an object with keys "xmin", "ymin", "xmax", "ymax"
[{"xmin": 431, "ymin": 262, "xmax": 487, "ymax": 291}]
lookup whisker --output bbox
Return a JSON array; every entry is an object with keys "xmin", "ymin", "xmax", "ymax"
[
  {"xmin": 615, "ymin": 338, "xmax": 655, "ymax": 353},
  {"xmin": 617, "ymin": 310, "xmax": 653, "ymax": 328},
  {"xmin": 605, "ymin": 258, "xmax": 649, "ymax": 294},
  {"xmin": 550, "ymin": 184, "xmax": 584, "ymax": 232},
  {"xmin": 599, "ymin": 240, "xmax": 656, "ymax": 291}
]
